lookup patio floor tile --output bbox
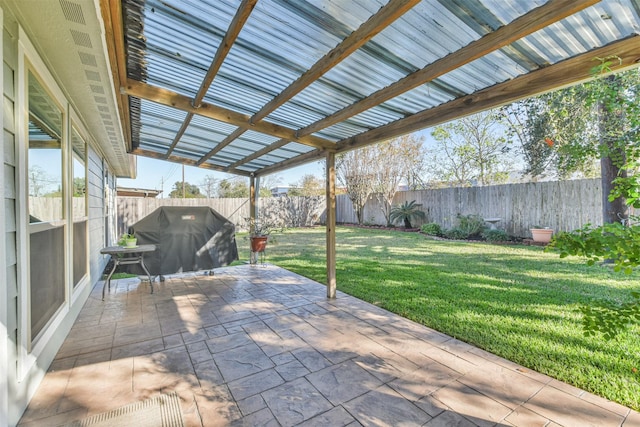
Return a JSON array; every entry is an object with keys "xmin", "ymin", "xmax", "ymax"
[
  {"xmin": 262, "ymin": 377, "xmax": 333, "ymax": 425},
  {"xmin": 306, "ymin": 360, "xmax": 383, "ymax": 405},
  {"xmin": 342, "ymin": 385, "xmax": 431, "ymax": 426},
  {"xmin": 17, "ymin": 264, "xmax": 640, "ymax": 426}
]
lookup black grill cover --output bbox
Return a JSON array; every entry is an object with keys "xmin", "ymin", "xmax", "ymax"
[{"xmin": 127, "ymin": 206, "xmax": 238, "ymax": 275}]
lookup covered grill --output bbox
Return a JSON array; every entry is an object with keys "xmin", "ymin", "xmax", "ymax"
[{"xmin": 127, "ymin": 206, "xmax": 238, "ymax": 276}]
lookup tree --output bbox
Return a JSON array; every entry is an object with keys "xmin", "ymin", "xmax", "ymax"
[
  {"xmin": 509, "ymin": 64, "xmax": 639, "ymax": 223},
  {"xmin": 168, "ymin": 181, "xmax": 204, "ymax": 198},
  {"xmin": 502, "ymin": 85, "xmax": 599, "ymax": 180},
  {"xmin": 336, "ymin": 146, "xmax": 376, "ymax": 224},
  {"xmin": 258, "ymin": 174, "xmax": 282, "ymax": 198},
  {"xmin": 546, "ymin": 64, "xmax": 640, "ymax": 338},
  {"xmin": 373, "ymin": 135, "xmax": 425, "ymax": 226},
  {"xmin": 73, "ymin": 177, "xmax": 86, "ymax": 197},
  {"xmin": 199, "ymin": 175, "xmax": 218, "ymax": 199},
  {"xmin": 28, "ymin": 165, "xmax": 50, "ymax": 197},
  {"xmin": 427, "ymin": 111, "xmax": 513, "ymax": 187},
  {"xmin": 289, "ymin": 174, "xmax": 324, "ymax": 196},
  {"xmin": 217, "ymin": 178, "xmax": 249, "ymax": 198}
]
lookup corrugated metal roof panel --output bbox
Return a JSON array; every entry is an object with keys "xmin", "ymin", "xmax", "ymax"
[{"xmin": 121, "ymin": 0, "xmax": 640, "ymax": 176}]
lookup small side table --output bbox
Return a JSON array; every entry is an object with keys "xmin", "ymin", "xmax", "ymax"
[{"xmin": 100, "ymin": 244, "xmax": 157, "ymax": 300}]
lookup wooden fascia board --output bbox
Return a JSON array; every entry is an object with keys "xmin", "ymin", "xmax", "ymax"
[
  {"xmin": 123, "ymin": 79, "xmax": 337, "ymax": 150},
  {"xmin": 255, "ymin": 35, "xmax": 640, "ymax": 175},
  {"xmin": 298, "ymin": 0, "xmax": 600, "ymax": 137},
  {"xmin": 100, "ymin": 0, "xmax": 132, "ymax": 152},
  {"xmin": 131, "ymin": 148, "xmax": 252, "ymax": 177},
  {"xmin": 250, "ymin": 0, "xmax": 420, "ymax": 123}
]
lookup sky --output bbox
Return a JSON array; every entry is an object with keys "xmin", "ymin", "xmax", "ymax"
[
  {"xmin": 118, "ymin": 158, "xmax": 325, "ymax": 197},
  {"xmin": 118, "ymin": 129, "xmax": 435, "ymax": 197}
]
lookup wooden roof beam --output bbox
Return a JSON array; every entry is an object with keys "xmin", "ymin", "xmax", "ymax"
[
  {"xmin": 249, "ymin": 0, "xmax": 420, "ymax": 124},
  {"xmin": 227, "ymin": 138, "xmax": 289, "ymax": 170},
  {"xmin": 123, "ymin": 79, "xmax": 337, "ymax": 150},
  {"xmin": 196, "ymin": 127, "xmax": 246, "ymax": 166},
  {"xmin": 131, "ymin": 147, "xmax": 252, "ymax": 177},
  {"xmin": 197, "ymin": 0, "xmax": 418, "ymax": 168},
  {"xmin": 257, "ymin": 35, "xmax": 640, "ymax": 175},
  {"xmin": 165, "ymin": 0, "xmax": 258, "ymax": 159},
  {"xmin": 198, "ymin": 0, "xmax": 420, "ymax": 169},
  {"xmin": 297, "ymin": 0, "xmax": 600, "ymax": 137},
  {"xmin": 338, "ymin": 35, "xmax": 640, "ymax": 152}
]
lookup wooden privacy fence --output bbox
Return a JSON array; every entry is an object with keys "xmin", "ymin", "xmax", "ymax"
[
  {"xmin": 118, "ymin": 179, "xmax": 609, "ymax": 238},
  {"xmin": 335, "ymin": 178, "xmax": 605, "ymax": 237},
  {"xmin": 117, "ymin": 196, "xmax": 325, "ymax": 236}
]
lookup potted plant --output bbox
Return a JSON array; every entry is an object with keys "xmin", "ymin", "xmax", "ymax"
[
  {"xmin": 118, "ymin": 233, "xmax": 137, "ymax": 247},
  {"xmin": 530, "ymin": 226, "xmax": 553, "ymax": 243},
  {"xmin": 245, "ymin": 217, "xmax": 283, "ymax": 253}
]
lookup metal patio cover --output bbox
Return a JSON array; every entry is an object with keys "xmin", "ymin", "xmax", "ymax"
[{"xmin": 102, "ymin": 0, "xmax": 640, "ymax": 178}]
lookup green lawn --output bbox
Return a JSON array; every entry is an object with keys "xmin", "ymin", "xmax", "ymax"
[{"xmin": 237, "ymin": 226, "xmax": 640, "ymax": 410}]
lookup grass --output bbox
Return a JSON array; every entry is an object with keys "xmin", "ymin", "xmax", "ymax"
[{"xmin": 236, "ymin": 226, "xmax": 640, "ymax": 410}]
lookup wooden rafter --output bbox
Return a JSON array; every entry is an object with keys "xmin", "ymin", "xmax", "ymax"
[
  {"xmin": 256, "ymin": 35, "xmax": 640, "ymax": 176},
  {"xmin": 227, "ymin": 138, "xmax": 289, "ymax": 170},
  {"xmin": 131, "ymin": 147, "xmax": 252, "ymax": 176},
  {"xmin": 165, "ymin": 0, "xmax": 258, "ymax": 159},
  {"xmin": 196, "ymin": 127, "xmax": 246, "ymax": 166},
  {"xmin": 123, "ymin": 79, "xmax": 336, "ymax": 150},
  {"xmin": 195, "ymin": 0, "xmax": 417, "ymax": 166},
  {"xmin": 296, "ymin": 0, "xmax": 600, "ymax": 138},
  {"xmin": 250, "ymin": 0, "xmax": 420, "ymax": 124}
]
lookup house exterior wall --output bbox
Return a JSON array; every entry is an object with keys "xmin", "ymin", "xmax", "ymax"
[
  {"xmin": 0, "ymin": 6, "xmax": 116, "ymax": 425},
  {"xmin": 1, "ymin": 9, "xmax": 15, "ymax": 425}
]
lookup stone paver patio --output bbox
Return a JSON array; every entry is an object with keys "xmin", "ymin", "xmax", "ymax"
[{"xmin": 18, "ymin": 264, "xmax": 640, "ymax": 426}]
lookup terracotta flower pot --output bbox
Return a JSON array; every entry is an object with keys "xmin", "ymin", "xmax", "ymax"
[
  {"xmin": 530, "ymin": 228, "xmax": 553, "ymax": 243},
  {"xmin": 250, "ymin": 236, "xmax": 268, "ymax": 252}
]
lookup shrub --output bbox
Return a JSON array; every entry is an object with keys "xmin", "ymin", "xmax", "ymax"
[
  {"xmin": 421, "ymin": 222, "xmax": 443, "ymax": 236},
  {"xmin": 482, "ymin": 229, "xmax": 510, "ymax": 242},
  {"xmin": 457, "ymin": 214, "xmax": 487, "ymax": 238},
  {"xmin": 444, "ymin": 228, "xmax": 468, "ymax": 240},
  {"xmin": 390, "ymin": 200, "xmax": 426, "ymax": 229}
]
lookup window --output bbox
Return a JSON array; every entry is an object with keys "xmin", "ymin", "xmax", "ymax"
[
  {"xmin": 71, "ymin": 126, "xmax": 88, "ymax": 288},
  {"xmin": 27, "ymin": 70, "xmax": 65, "ymax": 340}
]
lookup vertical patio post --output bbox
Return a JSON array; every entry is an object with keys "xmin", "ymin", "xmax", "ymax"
[
  {"xmin": 326, "ymin": 151, "xmax": 337, "ymax": 298},
  {"xmin": 249, "ymin": 175, "xmax": 257, "ymax": 264}
]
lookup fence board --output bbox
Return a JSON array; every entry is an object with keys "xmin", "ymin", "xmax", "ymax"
[{"xmin": 335, "ymin": 178, "xmax": 608, "ymax": 237}]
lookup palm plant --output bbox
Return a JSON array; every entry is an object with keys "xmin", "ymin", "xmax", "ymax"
[{"xmin": 389, "ymin": 200, "xmax": 426, "ymax": 229}]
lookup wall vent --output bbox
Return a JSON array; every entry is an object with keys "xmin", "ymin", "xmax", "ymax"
[
  {"xmin": 78, "ymin": 52, "xmax": 97, "ymax": 67},
  {"xmin": 70, "ymin": 30, "xmax": 92, "ymax": 48},
  {"xmin": 90, "ymin": 85, "xmax": 105, "ymax": 94},
  {"xmin": 59, "ymin": 0, "xmax": 85, "ymax": 25},
  {"xmin": 85, "ymin": 70, "xmax": 101, "ymax": 82}
]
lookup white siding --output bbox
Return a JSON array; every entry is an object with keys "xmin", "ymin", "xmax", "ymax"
[
  {"xmin": 88, "ymin": 147, "xmax": 107, "ymax": 281},
  {"xmin": 2, "ymin": 16, "xmax": 18, "ymax": 425},
  {"xmin": 0, "ymin": 12, "xmax": 119, "ymax": 425}
]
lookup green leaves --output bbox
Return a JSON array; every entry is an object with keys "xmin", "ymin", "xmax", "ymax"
[
  {"xmin": 389, "ymin": 200, "xmax": 426, "ymax": 229},
  {"xmin": 549, "ymin": 222, "xmax": 640, "ymax": 338}
]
